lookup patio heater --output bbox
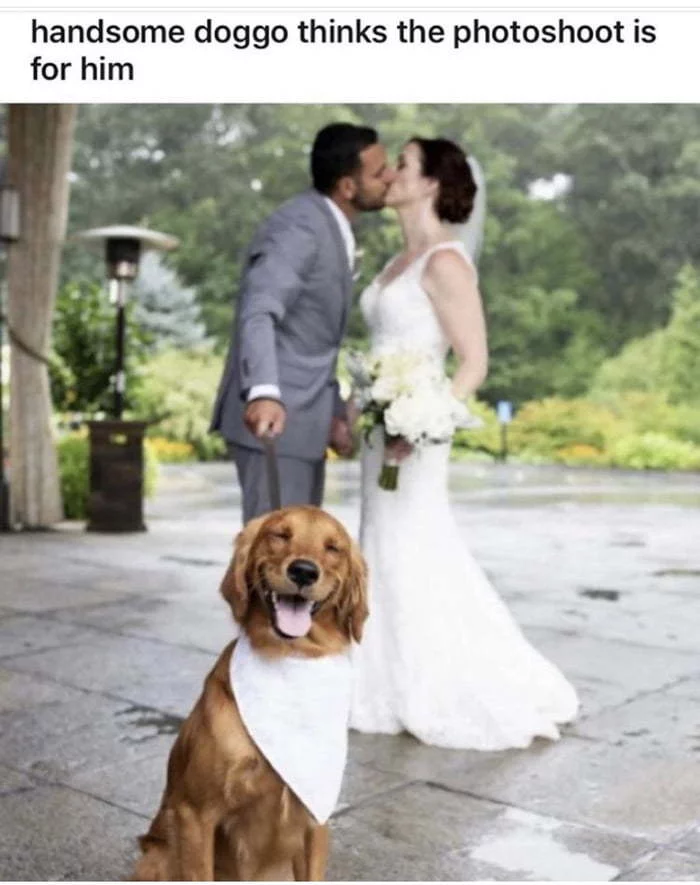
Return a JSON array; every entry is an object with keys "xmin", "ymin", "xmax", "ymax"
[
  {"xmin": 74, "ymin": 225, "xmax": 179, "ymax": 532},
  {"xmin": 76, "ymin": 225, "xmax": 179, "ymax": 419}
]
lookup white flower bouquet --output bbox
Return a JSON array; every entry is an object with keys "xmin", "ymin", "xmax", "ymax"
[{"xmin": 347, "ymin": 348, "xmax": 481, "ymax": 491}]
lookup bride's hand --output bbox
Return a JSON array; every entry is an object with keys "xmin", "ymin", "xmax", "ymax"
[{"xmin": 384, "ymin": 436, "xmax": 413, "ymax": 463}]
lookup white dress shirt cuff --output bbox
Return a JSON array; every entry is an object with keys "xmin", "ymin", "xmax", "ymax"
[{"xmin": 247, "ymin": 384, "xmax": 282, "ymax": 403}]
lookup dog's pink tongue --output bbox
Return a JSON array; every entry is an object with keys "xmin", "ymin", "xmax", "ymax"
[{"xmin": 276, "ymin": 598, "xmax": 313, "ymax": 638}]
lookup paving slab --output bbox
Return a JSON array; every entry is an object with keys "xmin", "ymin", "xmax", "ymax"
[
  {"xmin": 329, "ymin": 783, "xmax": 653, "ymax": 881},
  {"xmin": 0, "ymin": 613, "xmax": 109, "ymax": 661},
  {"xmin": 0, "ymin": 666, "xmax": 90, "ymax": 713},
  {"xmin": 560, "ymin": 675, "xmax": 643, "ymax": 720},
  {"xmin": 0, "ymin": 763, "xmax": 37, "ymax": 795},
  {"xmin": 0, "ymin": 572, "xmax": 136, "ymax": 614},
  {"xmin": 87, "ymin": 562, "xmax": 225, "ymax": 601},
  {"xmin": 523, "ymin": 628, "xmax": 699, "ymax": 718},
  {"xmin": 617, "ymin": 848, "xmax": 700, "ymax": 880},
  {"xmin": 675, "ymin": 826, "xmax": 700, "ymax": 857},
  {"xmin": 433, "ymin": 734, "xmax": 700, "ymax": 842},
  {"xmin": 50, "ymin": 593, "xmax": 236, "ymax": 655},
  {"xmin": 67, "ymin": 748, "xmax": 173, "ymax": 820},
  {"xmin": 0, "ymin": 690, "xmax": 177, "ymax": 782},
  {"xmin": 666, "ymin": 675, "xmax": 700, "ymax": 700},
  {"xmin": 349, "ymin": 730, "xmax": 480, "ymax": 781},
  {"xmin": 337, "ymin": 759, "xmax": 412, "ymax": 812},
  {"xmin": 4, "ymin": 633, "xmax": 216, "ymax": 716},
  {"xmin": 0, "ymin": 784, "xmax": 141, "ymax": 881},
  {"xmin": 510, "ymin": 590, "xmax": 700, "ymax": 653},
  {"xmin": 0, "ymin": 548, "xmax": 211, "ymax": 604},
  {"xmin": 0, "ymin": 555, "xmax": 111, "ymax": 582},
  {"xmin": 572, "ymin": 684, "xmax": 700, "ymax": 751},
  {"xmin": 562, "ymin": 598, "xmax": 700, "ymax": 653}
]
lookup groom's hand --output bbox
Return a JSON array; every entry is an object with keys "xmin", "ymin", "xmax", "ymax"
[
  {"xmin": 329, "ymin": 417, "xmax": 354, "ymax": 458},
  {"xmin": 244, "ymin": 398, "xmax": 286, "ymax": 439}
]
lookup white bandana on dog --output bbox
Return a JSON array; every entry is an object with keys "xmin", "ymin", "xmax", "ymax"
[{"xmin": 230, "ymin": 632, "xmax": 352, "ymax": 824}]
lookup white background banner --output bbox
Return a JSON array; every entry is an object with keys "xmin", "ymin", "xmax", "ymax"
[{"xmin": 0, "ymin": 5, "xmax": 698, "ymax": 102}]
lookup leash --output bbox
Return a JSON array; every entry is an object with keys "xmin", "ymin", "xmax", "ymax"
[{"xmin": 261, "ymin": 434, "xmax": 282, "ymax": 511}]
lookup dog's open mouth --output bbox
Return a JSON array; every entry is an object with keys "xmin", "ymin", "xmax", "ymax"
[{"xmin": 263, "ymin": 585, "xmax": 318, "ymax": 639}]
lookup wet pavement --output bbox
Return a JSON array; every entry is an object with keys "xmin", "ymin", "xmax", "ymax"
[{"xmin": 2, "ymin": 460, "xmax": 700, "ymax": 881}]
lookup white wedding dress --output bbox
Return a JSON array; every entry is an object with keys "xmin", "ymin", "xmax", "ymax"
[{"xmin": 349, "ymin": 241, "xmax": 579, "ymax": 750}]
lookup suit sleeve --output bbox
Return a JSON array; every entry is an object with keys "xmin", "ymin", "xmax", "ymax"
[{"xmin": 237, "ymin": 219, "xmax": 318, "ymax": 396}]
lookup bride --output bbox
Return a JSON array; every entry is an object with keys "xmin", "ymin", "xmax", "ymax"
[{"xmin": 349, "ymin": 137, "xmax": 579, "ymax": 750}]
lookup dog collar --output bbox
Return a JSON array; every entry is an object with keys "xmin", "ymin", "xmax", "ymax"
[{"xmin": 230, "ymin": 632, "xmax": 352, "ymax": 824}]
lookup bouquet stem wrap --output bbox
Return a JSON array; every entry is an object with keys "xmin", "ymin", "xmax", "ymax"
[{"xmin": 379, "ymin": 436, "xmax": 401, "ymax": 491}]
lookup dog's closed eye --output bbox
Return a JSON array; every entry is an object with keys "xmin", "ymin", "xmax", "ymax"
[{"xmin": 270, "ymin": 529, "xmax": 292, "ymax": 541}]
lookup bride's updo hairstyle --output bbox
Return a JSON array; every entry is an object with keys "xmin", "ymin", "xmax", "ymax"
[{"xmin": 409, "ymin": 137, "xmax": 477, "ymax": 224}]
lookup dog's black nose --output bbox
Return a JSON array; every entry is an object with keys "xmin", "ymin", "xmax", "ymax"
[{"xmin": 287, "ymin": 559, "xmax": 320, "ymax": 588}]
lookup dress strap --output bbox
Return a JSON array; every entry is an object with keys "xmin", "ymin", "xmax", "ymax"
[{"xmin": 417, "ymin": 240, "xmax": 477, "ymax": 278}]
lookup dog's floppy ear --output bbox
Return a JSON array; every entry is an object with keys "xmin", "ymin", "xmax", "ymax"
[
  {"xmin": 339, "ymin": 538, "xmax": 369, "ymax": 643},
  {"xmin": 220, "ymin": 515, "xmax": 267, "ymax": 622}
]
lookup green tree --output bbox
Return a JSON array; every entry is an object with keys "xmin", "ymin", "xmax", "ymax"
[
  {"xmin": 132, "ymin": 252, "xmax": 207, "ymax": 351},
  {"xmin": 50, "ymin": 280, "xmax": 150, "ymax": 414},
  {"xmin": 659, "ymin": 264, "xmax": 700, "ymax": 404},
  {"xmin": 546, "ymin": 105, "xmax": 700, "ymax": 343},
  {"xmin": 589, "ymin": 331, "xmax": 664, "ymax": 399},
  {"xmin": 590, "ymin": 264, "xmax": 700, "ymax": 406}
]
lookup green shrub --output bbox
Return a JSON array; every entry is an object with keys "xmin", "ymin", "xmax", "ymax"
[
  {"xmin": 589, "ymin": 331, "xmax": 664, "ymax": 399},
  {"xmin": 131, "ymin": 347, "xmax": 227, "ymax": 461},
  {"xmin": 57, "ymin": 431, "xmax": 159, "ymax": 520},
  {"xmin": 147, "ymin": 437, "xmax": 196, "ymax": 463},
  {"xmin": 144, "ymin": 441, "xmax": 159, "ymax": 497},
  {"xmin": 609, "ymin": 432, "xmax": 700, "ymax": 471},
  {"xmin": 57, "ymin": 433, "xmax": 90, "ymax": 520},
  {"xmin": 664, "ymin": 405, "xmax": 700, "ymax": 447},
  {"xmin": 658, "ymin": 264, "xmax": 700, "ymax": 405},
  {"xmin": 590, "ymin": 391, "xmax": 700, "ymax": 447},
  {"xmin": 452, "ymin": 399, "xmax": 500, "ymax": 459},
  {"xmin": 51, "ymin": 280, "xmax": 150, "ymax": 414},
  {"xmin": 551, "ymin": 443, "xmax": 608, "ymax": 467},
  {"xmin": 590, "ymin": 265, "xmax": 700, "ymax": 408},
  {"xmin": 508, "ymin": 397, "xmax": 620, "ymax": 457}
]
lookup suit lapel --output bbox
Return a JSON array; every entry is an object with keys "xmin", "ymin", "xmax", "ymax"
[{"xmin": 308, "ymin": 190, "xmax": 353, "ymax": 331}]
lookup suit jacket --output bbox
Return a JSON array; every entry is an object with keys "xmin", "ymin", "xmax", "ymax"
[{"xmin": 211, "ymin": 189, "xmax": 352, "ymax": 461}]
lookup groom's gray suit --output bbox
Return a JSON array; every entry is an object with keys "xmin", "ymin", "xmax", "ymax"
[{"xmin": 211, "ymin": 189, "xmax": 353, "ymax": 521}]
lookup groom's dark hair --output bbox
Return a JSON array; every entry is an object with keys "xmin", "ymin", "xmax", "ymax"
[{"xmin": 311, "ymin": 123, "xmax": 378, "ymax": 194}]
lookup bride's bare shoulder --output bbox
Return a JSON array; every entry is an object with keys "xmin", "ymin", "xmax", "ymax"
[{"xmin": 422, "ymin": 243, "xmax": 477, "ymax": 294}]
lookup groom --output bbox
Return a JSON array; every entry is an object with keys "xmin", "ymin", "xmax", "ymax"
[{"xmin": 211, "ymin": 122, "xmax": 393, "ymax": 523}]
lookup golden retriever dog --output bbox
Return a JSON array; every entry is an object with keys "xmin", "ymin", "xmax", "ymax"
[{"xmin": 131, "ymin": 505, "xmax": 368, "ymax": 881}]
